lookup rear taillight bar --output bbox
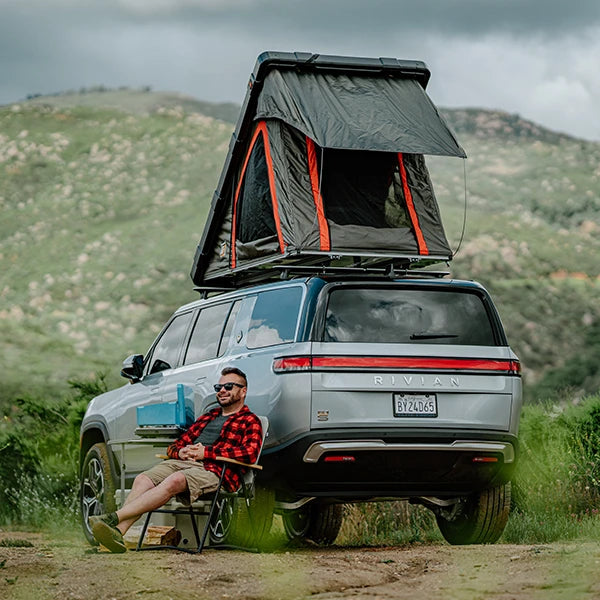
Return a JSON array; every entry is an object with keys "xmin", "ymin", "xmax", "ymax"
[{"xmin": 273, "ymin": 356, "xmax": 521, "ymax": 375}]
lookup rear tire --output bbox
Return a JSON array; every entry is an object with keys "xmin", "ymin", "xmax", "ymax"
[
  {"xmin": 436, "ymin": 482, "xmax": 511, "ymax": 545},
  {"xmin": 283, "ymin": 503, "xmax": 343, "ymax": 546},
  {"xmin": 79, "ymin": 443, "xmax": 117, "ymax": 545},
  {"xmin": 209, "ymin": 485, "xmax": 274, "ymax": 548}
]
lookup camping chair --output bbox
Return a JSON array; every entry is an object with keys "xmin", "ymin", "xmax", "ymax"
[{"xmin": 135, "ymin": 416, "xmax": 269, "ymax": 554}]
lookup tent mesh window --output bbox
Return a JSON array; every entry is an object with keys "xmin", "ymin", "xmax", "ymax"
[
  {"xmin": 236, "ymin": 134, "xmax": 277, "ymax": 244},
  {"xmin": 315, "ymin": 146, "xmax": 410, "ymax": 229}
]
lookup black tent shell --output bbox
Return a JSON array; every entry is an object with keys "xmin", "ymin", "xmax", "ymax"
[{"xmin": 191, "ymin": 52, "xmax": 466, "ymax": 289}]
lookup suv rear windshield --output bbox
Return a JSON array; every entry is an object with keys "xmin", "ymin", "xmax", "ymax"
[{"xmin": 323, "ymin": 287, "xmax": 497, "ymax": 345}]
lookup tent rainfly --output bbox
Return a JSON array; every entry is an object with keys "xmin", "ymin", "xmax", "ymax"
[{"xmin": 191, "ymin": 52, "xmax": 466, "ymax": 289}]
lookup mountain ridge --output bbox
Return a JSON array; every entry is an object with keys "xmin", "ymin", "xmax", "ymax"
[{"xmin": 8, "ymin": 87, "xmax": 585, "ymax": 145}]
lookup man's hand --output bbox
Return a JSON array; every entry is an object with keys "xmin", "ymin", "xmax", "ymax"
[{"xmin": 178, "ymin": 443, "xmax": 205, "ymax": 462}]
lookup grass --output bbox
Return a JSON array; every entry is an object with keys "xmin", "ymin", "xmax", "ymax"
[
  {"xmin": 1, "ymin": 364, "xmax": 598, "ymax": 548},
  {"xmin": 504, "ymin": 510, "xmax": 600, "ymax": 544},
  {"xmin": 338, "ymin": 502, "xmax": 442, "ymax": 546}
]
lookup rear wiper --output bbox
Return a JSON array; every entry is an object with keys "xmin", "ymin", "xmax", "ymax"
[{"xmin": 410, "ymin": 333, "xmax": 459, "ymax": 340}]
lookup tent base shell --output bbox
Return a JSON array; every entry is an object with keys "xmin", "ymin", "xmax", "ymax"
[{"xmin": 196, "ymin": 249, "xmax": 450, "ymax": 290}]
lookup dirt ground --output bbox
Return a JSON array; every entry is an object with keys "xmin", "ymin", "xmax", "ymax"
[{"xmin": 2, "ymin": 529, "xmax": 600, "ymax": 600}]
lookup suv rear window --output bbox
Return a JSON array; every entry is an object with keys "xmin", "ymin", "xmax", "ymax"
[{"xmin": 323, "ymin": 288, "xmax": 496, "ymax": 345}]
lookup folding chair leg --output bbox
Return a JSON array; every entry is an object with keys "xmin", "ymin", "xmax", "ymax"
[
  {"xmin": 197, "ymin": 466, "xmax": 227, "ymax": 552},
  {"xmin": 137, "ymin": 511, "xmax": 153, "ymax": 550},
  {"xmin": 188, "ymin": 504, "xmax": 201, "ymax": 550}
]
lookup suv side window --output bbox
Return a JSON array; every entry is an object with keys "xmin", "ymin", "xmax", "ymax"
[
  {"xmin": 218, "ymin": 300, "xmax": 242, "ymax": 356},
  {"xmin": 146, "ymin": 311, "xmax": 194, "ymax": 374},
  {"xmin": 247, "ymin": 287, "xmax": 303, "ymax": 349},
  {"xmin": 184, "ymin": 302, "xmax": 232, "ymax": 365}
]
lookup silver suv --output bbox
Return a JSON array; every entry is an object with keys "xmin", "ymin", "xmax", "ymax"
[{"xmin": 80, "ymin": 275, "xmax": 522, "ymax": 546}]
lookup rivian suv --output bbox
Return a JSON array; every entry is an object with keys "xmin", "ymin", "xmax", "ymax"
[{"xmin": 80, "ymin": 276, "xmax": 522, "ymax": 546}]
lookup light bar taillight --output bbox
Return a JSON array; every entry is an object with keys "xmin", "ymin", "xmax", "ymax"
[
  {"xmin": 272, "ymin": 356, "xmax": 312, "ymax": 372},
  {"xmin": 273, "ymin": 356, "xmax": 521, "ymax": 375}
]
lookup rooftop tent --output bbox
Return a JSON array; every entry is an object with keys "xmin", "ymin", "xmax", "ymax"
[{"xmin": 191, "ymin": 52, "xmax": 466, "ymax": 288}]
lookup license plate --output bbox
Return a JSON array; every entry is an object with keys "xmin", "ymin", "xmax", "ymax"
[{"xmin": 393, "ymin": 393, "xmax": 438, "ymax": 417}]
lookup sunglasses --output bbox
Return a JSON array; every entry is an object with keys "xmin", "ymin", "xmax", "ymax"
[{"xmin": 213, "ymin": 382, "xmax": 245, "ymax": 392}]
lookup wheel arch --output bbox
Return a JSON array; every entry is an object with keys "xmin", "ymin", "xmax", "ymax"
[{"xmin": 79, "ymin": 421, "xmax": 119, "ymax": 486}]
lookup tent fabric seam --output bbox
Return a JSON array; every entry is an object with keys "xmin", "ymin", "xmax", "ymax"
[
  {"xmin": 398, "ymin": 152, "xmax": 429, "ymax": 255},
  {"xmin": 305, "ymin": 136, "xmax": 331, "ymax": 251}
]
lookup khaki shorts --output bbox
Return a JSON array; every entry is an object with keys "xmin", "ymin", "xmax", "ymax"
[{"xmin": 142, "ymin": 459, "xmax": 220, "ymax": 504}]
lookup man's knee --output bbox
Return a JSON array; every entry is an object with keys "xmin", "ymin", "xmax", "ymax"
[
  {"xmin": 162, "ymin": 471, "xmax": 188, "ymax": 496},
  {"xmin": 133, "ymin": 473, "xmax": 155, "ymax": 490}
]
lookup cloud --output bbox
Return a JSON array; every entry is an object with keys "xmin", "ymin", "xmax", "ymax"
[
  {"xmin": 1, "ymin": 1, "xmax": 599, "ymax": 139},
  {"xmin": 235, "ymin": 0, "xmax": 600, "ymax": 39},
  {"xmin": 423, "ymin": 30, "xmax": 600, "ymax": 139},
  {"xmin": 6, "ymin": 0, "xmax": 600, "ymax": 35}
]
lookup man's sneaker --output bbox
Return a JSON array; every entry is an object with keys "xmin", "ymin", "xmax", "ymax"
[
  {"xmin": 90, "ymin": 513, "xmax": 126, "ymax": 553},
  {"xmin": 89, "ymin": 512, "xmax": 119, "ymax": 530}
]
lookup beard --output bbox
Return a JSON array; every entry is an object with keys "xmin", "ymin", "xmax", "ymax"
[{"xmin": 217, "ymin": 393, "xmax": 237, "ymax": 408}]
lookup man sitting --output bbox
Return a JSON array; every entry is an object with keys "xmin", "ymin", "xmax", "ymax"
[{"xmin": 90, "ymin": 366, "xmax": 262, "ymax": 553}]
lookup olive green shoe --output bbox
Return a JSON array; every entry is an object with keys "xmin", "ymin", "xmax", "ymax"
[
  {"xmin": 90, "ymin": 513, "xmax": 126, "ymax": 553},
  {"xmin": 89, "ymin": 512, "xmax": 119, "ymax": 530}
]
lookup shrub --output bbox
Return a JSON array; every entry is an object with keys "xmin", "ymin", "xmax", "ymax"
[
  {"xmin": 0, "ymin": 374, "xmax": 106, "ymax": 525},
  {"xmin": 506, "ymin": 394, "xmax": 600, "ymax": 542}
]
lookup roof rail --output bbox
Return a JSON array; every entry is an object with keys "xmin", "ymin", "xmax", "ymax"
[{"xmin": 275, "ymin": 265, "xmax": 450, "ymax": 280}]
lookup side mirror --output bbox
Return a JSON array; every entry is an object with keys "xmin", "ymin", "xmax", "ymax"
[{"xmin": 121, "ymin": 354, "xmax": 144, "ymax": 382}]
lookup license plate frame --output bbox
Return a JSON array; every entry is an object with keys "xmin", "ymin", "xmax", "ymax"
[{"xmin": 393, "ymin": 393, "xmax": 438, "ymax": 417}]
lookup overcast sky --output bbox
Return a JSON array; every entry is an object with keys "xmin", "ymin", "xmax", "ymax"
[{"xmin": 2, "ymin": 0, "xmax": 600, "ymax": 140}]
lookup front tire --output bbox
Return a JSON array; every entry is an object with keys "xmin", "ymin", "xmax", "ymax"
[
  {"xmin": 282, "ymin": 503, "xmax": 343, "ymax": 546},
  {"xmin": 80, "ymin": 442, "xmax": 117, "ymax": 545},
  {"xmin": 436, "ymin": 482, "xmax": 511, "ymax": 545}
]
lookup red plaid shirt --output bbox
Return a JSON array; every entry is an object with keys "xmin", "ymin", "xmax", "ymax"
[{"xmin": 166, "ymin": 405, "xmax": 263, "ymax": 492}]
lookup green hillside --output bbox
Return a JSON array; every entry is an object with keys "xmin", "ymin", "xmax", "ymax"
[
  {"xmin": 1, "ymin": 99, "xmax": 231, "ymax": 401},
  {"xmin": 1, "ymin": 92, "xmax": 599, "ymax": 405},
  {"xmin": 436, "ymin": 108, "xmax": 600, "ymax": 397}
]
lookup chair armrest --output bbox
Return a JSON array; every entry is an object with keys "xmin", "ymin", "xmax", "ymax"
[
  {"xmin": 214, "ymin": 456, "xmax": 263, "ymax": 470},
  {"xmin": 155, "ymin": 453, "xmax": 263, "ymax": 470}
]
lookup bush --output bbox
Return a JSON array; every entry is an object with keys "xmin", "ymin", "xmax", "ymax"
[
  {"xmin": 506, "ymin": 394, "xmax": 600, "ymax": 542},
  {"xmin": 0, "ymin": 374, "xmax": 106, "ymax": 525}
]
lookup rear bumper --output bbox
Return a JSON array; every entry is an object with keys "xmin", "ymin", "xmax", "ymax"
[
  {"xmin": 303, "ymin": 439, "xmax": 515, "ymax": 463},
  {"xmin": 261, "ymin": 428, "xmax": 518, "ymax": 499}
]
